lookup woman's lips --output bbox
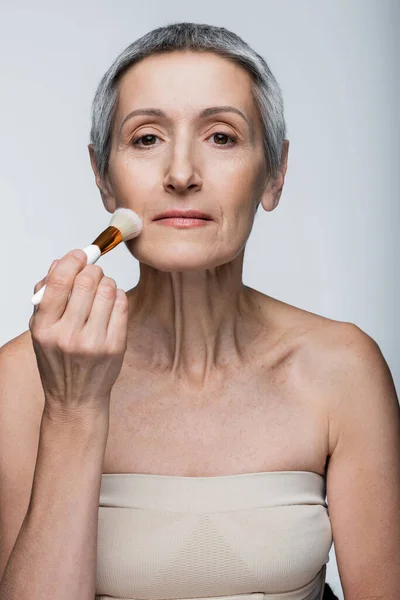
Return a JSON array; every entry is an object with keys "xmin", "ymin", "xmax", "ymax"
[{"xmin": 154, "ymin": 217, "xmax": 212, "ymax": 228}]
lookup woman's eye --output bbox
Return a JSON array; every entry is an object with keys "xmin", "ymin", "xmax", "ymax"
[
  {"xmin": 209, "ymin": 132, "xmax": 236, "ymax": 146},
  {"xmin": 132, "ymin": 134, "xmax": 160, "ymax": 147},
  {"xmin": 131, "ymin": 131, "xmax": 237, "ymax": 149}
]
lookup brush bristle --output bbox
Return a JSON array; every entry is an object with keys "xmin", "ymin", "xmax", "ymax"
[{"xmin": 109, "ymin": 208, "xmax": 143, "ymax": 241}]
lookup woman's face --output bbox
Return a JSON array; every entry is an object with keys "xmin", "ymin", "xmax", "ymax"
[{"xmin": 94, "ymin": 50, "xmax": 276, "ymax": 272}]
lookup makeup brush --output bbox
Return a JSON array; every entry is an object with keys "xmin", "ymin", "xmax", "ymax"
[{"xmin": 31, "ymin": 208, "xmax": 143, "ymax": 306}]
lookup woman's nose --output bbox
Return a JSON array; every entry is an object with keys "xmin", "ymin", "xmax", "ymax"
[{"xmin": 162, "ymin": 144, "xmax": 202, "ymax": 194}]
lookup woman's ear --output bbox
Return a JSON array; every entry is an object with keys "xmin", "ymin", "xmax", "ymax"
[
  {"xmin": 260, "ymin": 139, "xmax": 289, "ymax": 212},
  {"xmin": 88, "ymin": 143, "xmax": 116, "ymax": 213}
]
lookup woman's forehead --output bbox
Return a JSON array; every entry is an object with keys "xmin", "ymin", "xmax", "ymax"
[{"xmin": 115, "ymin": 51, "xmax": 257, "ymax": 123}]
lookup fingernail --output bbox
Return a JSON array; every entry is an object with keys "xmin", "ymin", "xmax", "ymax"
[{"xmin": 72, "ymin": 249, "xmax": 87, "ymax": 261}]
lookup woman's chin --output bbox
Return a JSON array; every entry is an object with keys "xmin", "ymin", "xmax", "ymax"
[
  {"xmin": 134, "ymin": 248, "xmax": 235, "ymax": 272},
  {"xmin": 139, "ymin": 256, "xmax": 220, "ymax": 272},
  {"xmin": 126, "ymin": 238, "xmax": 242, "ymax": 271}
]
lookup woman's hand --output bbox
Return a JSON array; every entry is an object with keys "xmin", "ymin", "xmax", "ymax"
[{"xmin": 29, "ymin": 249, "xmax": 129, "ymax": 422}]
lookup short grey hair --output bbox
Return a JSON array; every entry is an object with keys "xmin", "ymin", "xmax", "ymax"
[{"xmin": 90, "ymin": 22, "xmax": 286, "ymax": 182}]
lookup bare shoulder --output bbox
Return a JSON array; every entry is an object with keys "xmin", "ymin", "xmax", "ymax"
[
  {"xmin": 297, "ymin": 315, "xmax": 387, "ymax": 396},
  {"xmin": 0, "ymin": 329, "xmax": 45, "ymax": 421},
  {"xmin": 291, "ymin": 313, "xmax": 393, "ymax": 456},
  {"xmin": 0, "ymin": 329, "xmax": 45, "ymax": 463},
  {"xmin": 253, "ymin": 288, "xmax": 362, "ymax": 358},
  {"xmin": 300, "ymin": 323, "xmax": 400, "ymax": 598},
  {"xmin": 254, "ymin": 291, "xmax": 390, "ymax": 456},
  {"xmin": 256, "ymin": 289, "xmax": 380, "ymax": 370}
]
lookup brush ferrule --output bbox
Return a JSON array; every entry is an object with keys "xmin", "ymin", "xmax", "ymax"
[{"xmin": 91, "ymin": 225, "xmax": 123, "ymax": 256}]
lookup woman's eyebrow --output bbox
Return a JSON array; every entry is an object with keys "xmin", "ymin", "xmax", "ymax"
[{"xmin": 118, "ymin": 105, "xmax": 252, "ymax": 135}]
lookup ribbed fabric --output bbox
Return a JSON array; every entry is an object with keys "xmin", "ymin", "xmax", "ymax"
[{"xmin": 96, "ymin": 470, "xmax": 332, "ymax": 600}]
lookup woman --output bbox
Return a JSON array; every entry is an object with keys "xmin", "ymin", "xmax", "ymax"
[{"xmin": 1, "ymin": 21, "xmax": 399, "ymax": 600}]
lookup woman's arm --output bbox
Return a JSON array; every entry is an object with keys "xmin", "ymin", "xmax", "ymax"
[
  {"xmin": 0, "ymin": 349, "xmax": 109, "ymax": 600},
  {"xmin": 323, "ymin": 324, "xmax": 400, "ymax": 600},
  {"xmin": 0, "ymin": 247, "xmax": 127, "ymax": 599}
]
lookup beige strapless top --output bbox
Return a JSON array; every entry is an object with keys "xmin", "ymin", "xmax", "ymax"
[{"xmin": 96, "ymin": 470, "xmax": 333, "ymax": 600}]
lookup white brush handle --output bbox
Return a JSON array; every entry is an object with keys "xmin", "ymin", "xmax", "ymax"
[{"xmin": 31, "ymin": 244, "xmax": 102, "ymax": 306}]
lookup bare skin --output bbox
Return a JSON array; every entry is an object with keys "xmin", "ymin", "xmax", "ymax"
[
  {"xmin": 4, "ymin": 46, "xmax": 399, "ymax": 600},
  {"xmin": 20, "ymin": 293, "xmax": 338, "ymax": 479},
  {"xmin": 88, "ymin": 50, "xmax": 338, "ymax": 477},
  {"xmin": 102, "ymin": 291, "xmax": 337, "ymax": 478},
  {"xmin": 27, "ymin": 50, "xmax": 342, "ymax": 478}
]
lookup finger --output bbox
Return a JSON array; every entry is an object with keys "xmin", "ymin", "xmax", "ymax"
[
  {"xmin": 106, "ymin": 288, "xmax": 129, "ymax": 351},
  {"xmin": 82, "ymin": 276, "xmax": 118, "ymax": 341},
  {"xmin": 32, "ymin": 259, "xmax": 59, "ymax": 315},
  {"xmin": 48, "ymin": 258, "xmax": 59, "ymax": 274},
  {"xmin": 33, "ymin": 259, "xmax": 59, "ymax": 295},
  {"xmin": 35, "ymin": 250, "xmax": 87, "ymax": 327},
  {"xmin": 60, "ymin": 265, "xmax": 104, "ymax": 331}
]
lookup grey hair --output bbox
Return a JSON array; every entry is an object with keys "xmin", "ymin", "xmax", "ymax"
[{"xmin": 90, "ymin": 21, "xmax": 286, "ymax": 182}]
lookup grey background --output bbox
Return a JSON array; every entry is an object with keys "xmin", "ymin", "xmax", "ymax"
[{"xmin": 1, "ymin": 1, "xmax": 399, "ymax": 598}]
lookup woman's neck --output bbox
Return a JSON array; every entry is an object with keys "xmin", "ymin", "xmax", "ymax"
[{"xmin": 125, "ymin": 251, "xmax": 268, "ymax": 386}]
